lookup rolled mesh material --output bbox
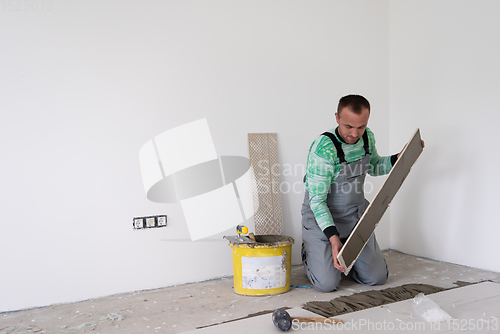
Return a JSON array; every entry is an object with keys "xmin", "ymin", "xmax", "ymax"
[{"xmin": 248, "ymin": 133, "xmax": 284, "ymax": 235}]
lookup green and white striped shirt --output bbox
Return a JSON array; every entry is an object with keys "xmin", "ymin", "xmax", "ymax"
[{"xmin": 305, "ymin": 127, "xmax": 395, "ymax": 233}]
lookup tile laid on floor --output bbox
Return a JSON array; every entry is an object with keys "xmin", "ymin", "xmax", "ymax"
[{"xmin": 181, "ymin": 282, "xmax": 500, "ymax": 333}]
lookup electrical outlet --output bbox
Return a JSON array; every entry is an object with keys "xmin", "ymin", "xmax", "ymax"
[
  {"xmin": 134, "ymin": 218, "xmax": 144, "ymax": 229},
  {"xmin": 133, "ymin": 215, "xmax": 167, "ymax": 230},
  {"xmin": 146, "ymin": 217, "xmax": 156, "ymax": 228},
  {"xmin": 157, "ymin": 215, "xmax": 167, "ymax": 227}
]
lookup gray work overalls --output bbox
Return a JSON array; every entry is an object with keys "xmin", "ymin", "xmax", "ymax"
[{"xmin": 301, "ymin": 131, "xmax": 388, "ymax": 292}]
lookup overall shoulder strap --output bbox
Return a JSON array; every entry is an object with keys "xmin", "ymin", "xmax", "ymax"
[
  {"xmin": 321, "ymin": 132, "xmax": 346, "ymax": 163},
  {"xmin": 362, "ymin": 131, "xmax": 370, "ymax": 156}
]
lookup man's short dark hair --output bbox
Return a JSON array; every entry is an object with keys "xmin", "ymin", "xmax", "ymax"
[{"xmin": 337, "ymin": 95, "xmax": 370, "ymax": 115}]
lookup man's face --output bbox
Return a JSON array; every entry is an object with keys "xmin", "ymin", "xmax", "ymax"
[{"xmin": 335, "ymin": 107, "xmax": 370, "ymax": 144}]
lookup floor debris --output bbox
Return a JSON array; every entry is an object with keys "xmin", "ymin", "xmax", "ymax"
[{"xmin": 2, "ymin": 251, "xmax": 500, "ymax": 334}]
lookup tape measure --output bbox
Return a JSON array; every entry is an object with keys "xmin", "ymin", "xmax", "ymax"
[{"xmin": 236, "ymin": 225, "xmax": 248, "ymax": 235}]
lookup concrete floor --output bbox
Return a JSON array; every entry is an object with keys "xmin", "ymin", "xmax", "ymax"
[
  {"xmin": 185, "ymin": 282, "xmax": 500, "ymax": 333},
  {"xmin": 2, "ymin": 250, "xmax": 500, "ymax": 334}
]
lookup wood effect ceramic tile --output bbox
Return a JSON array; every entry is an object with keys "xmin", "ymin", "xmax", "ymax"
[{"xmin": 338, "ymin": 129, "xmax": 423, "ymax": 274}]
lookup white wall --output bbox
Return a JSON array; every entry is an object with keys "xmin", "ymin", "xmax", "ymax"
[
  {"xmin": 0, "ymin": 0, "xmax": 390, "ymax": 311},
  {"xmin": 389, "ymin": 0, "xmax": 500, "ymax": 272}
]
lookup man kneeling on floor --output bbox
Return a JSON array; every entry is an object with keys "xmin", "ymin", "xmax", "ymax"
[{"xmin": 301, "ymin": 94, "xmax": 424, "ymax": 292}]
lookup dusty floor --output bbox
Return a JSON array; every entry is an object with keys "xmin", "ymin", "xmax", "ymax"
[{"xmin": 2, "ymin": 250, "xmax": 500, "ymax": 334}]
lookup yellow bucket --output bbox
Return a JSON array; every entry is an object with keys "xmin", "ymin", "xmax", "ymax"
[{"xmin": 228, "ymin": 235, "xmax": 294, "ymax": 296}]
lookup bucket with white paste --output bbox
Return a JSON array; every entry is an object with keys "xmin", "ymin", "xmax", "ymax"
[{"xmin": 226, "ymin": 235, "xmax": 294, "ymax": 296}]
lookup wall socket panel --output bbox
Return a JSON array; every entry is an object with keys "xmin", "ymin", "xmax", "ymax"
[{"xmin": 133, "ymin": 215, "xmax": 167, "ymax": 230}]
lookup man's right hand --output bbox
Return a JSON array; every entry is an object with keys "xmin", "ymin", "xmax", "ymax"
[{"xmin": 329, "ymin": 235, "xmax": 345, "ymax": 273}]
